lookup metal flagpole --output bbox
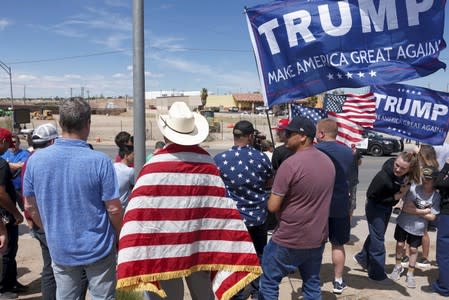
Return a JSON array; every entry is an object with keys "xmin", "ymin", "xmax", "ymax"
[{"xmin": 132, "ymin": 0, "xmax": 146, "ymax": 177}]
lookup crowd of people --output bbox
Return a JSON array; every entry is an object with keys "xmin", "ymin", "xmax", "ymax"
[{"xmin": 0, "ymin": 99, "xmax": 448, "ymax": 299}]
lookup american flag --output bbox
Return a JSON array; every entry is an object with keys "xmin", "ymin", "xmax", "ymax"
[
  {"xmin": 323, "ymin": 94, "xmax": 346, "ymax": 112},
  {"xmin": 292, "ymin": 92, "xmax": 376, "ymax": 146},
  {"xmin": 291, "ymin": 105, "xmax": 328, "ymax": 125},
  {"xmin": 116, "ymin": 144, "xmax": 261, "ymax": 300},
  {"xmin": 337, "ymin": 93, "xmax": 376, "ymax": 128}
]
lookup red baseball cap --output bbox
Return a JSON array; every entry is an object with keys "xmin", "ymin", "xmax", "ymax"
[
  {"xmin": 271, "ymin": 118, "xmax": 289, "ymax": 131},
  {"xmin": 0, "ymin": 128, "xmax": 16, "ymax": 148}
]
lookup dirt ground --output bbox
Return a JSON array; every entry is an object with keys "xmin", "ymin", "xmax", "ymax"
[
  {"xmin": 23, "ymin": 110, "xmax": 281, "ymax": 147},
  {"xmin": 11, "ymin": 112, "xmax": 449, "ymax": 299}
]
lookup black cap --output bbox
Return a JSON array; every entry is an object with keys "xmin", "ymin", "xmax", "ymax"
[
  {"xmin": 233, "ymin": 120, "xmax": 255, "ymax": 136},
  {"xmin": 284, "ymin": 116, "xmax": 316, "ymax": 139},
  {"xmin": 422, "ymin": 166, "xmax": 438, "ymax": 179}
]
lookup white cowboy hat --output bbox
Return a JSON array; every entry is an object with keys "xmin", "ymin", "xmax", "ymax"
[{"xmin": 157, "ymin": 102, "xmax": 209, "ymax": 146}]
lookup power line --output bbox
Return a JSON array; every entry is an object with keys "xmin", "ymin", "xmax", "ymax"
[
  {"xmin": 7, "ymin": 49, "xmax": 130, "ymax": 65},
  {"xmin": 6, "ymin": 46, "xmax": 252, "ymax": 65},
  {"xmin": 5, "ymin": 46, "xmax": 448, "ymax": 65}
]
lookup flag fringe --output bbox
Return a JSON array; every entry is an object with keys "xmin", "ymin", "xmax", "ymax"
[
  {"xmin": 220, "ymin": 272, "xmax": 261, "ymax": 300},
  {"xmin": 117, "ymin": 264, "xmax": 262, "ymax": 291},
  {"xmin": 116, "ymin": 280, "xmax": 166, "ymax": 298}
]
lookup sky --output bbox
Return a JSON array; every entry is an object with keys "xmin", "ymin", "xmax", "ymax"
[{"xmin": 0, "ymin": 0, "xmax": 448, "ymax": 99}]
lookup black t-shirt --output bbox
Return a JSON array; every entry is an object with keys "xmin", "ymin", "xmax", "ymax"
[
  {"xmin": 348, "ymin": 150, "xmax": 363, "ymax": 186},
  {"xmin": 272, "ymin": 145, "xmax": 294, "ymax": 171},
  {"xmin": 0, "ymin": 157, "xmax": 17, "ymax": 221}
]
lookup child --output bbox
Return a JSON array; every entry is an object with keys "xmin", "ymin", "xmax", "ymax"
[{"xmin": 389, "ymin": 166, "xmax": 440, "ymax": 288}]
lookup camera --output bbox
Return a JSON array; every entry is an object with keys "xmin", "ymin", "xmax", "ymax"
[{"xmin": 253, "ymin": 130, "xmax": 267, "ymax": 151}]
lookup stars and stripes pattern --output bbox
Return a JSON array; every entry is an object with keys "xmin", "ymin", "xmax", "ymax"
[
  {"xmin": 323, "ymin": 94, "xmax": 346, "ymax": 112},
  {"xmin": 117, "ymin": 144, "xmax": 261, "ymax": 300},
  {"xmin": 291, "ymin": 105, "xmax": 328, "ymax": 125},
  {"xmin": 292, "ymin": 92, "xmax": 376, "ymax": 146},
  {"xmin": 337, "ymin": 93, "xmax": 376, "ymax": 128},
  {"xmin": 327, "ymin": 112, "xmax": 365, "ymax": 146},
  {"xmin": 214, "ymin": 145, "xmax": 273, "ymax": 227}
]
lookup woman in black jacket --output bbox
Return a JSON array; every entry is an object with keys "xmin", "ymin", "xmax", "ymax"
[
  {"xmin": 354, "ymin": 152, "xmax": 420, "ymax": 283},
  {"xmin": 429, "ymin": 158, "xmax": 449, "ymax": 296}
]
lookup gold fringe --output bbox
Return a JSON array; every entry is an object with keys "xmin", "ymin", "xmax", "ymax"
[
  {"xmin": 116, "ymin": 280, "xmax": 166, "ymax": 298},
  {"xmin": 117, "ymin": 264, "xmax": 262, "ymax": 288},
  {"xmin": 117, "ymin": 264, "xmax": 263, "ymax": 299},
  {"xmin": 221, "ymin": 272, "xmax": 262, "ymax": 300}
]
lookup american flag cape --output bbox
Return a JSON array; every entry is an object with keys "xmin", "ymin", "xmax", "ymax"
[{"xmin": 116, "ymin": 144, "xmax": 262, "ymax": 300}]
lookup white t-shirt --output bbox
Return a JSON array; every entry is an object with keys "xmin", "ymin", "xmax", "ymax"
[
  {"xmin": 113, "ymin": 162, "xmax": 135, "ymax": 209},
  {"xmin": 397, "ymin": 184, "xmax": 440, "ymax": 236}
]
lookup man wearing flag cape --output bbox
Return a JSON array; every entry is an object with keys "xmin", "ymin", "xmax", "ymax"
[{"xmin": 116, "ymin": 102, "xmax": 262, "ymax": 300}]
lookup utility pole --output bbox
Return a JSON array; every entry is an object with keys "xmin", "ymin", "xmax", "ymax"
[
  {"xmin": 81, "ymin": 86, "xmax": 85, "ymax": 99},
  {"xmin": 23, "ymin": 85, "xmax": 26, "ymax": 104},
  {"xmin": 86, "ymin": 89, "xmax": 90, "ymax": 102},
  {"xmin": 0, "ymin": 60, "xmax": 14, "ymax": 129},
  {"xmin": 70, "ymin": 87, "xmax": 73, "ymax": 99}
]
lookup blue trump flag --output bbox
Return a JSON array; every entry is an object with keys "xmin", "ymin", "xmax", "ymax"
[
  {"xmin": 246, "ymin": 0, "xmax": 446, "ymax": 107},
  {"xmin": 371, "ymin": 84, "xmax": 449, "ymax": 145}
]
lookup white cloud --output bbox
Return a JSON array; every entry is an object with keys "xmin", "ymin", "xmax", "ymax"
[
  {"xmin": 145, "ymin": 71, "xmax": 163, "ymax": 78},
  {"xmin": 94, "ymin": 33, "xmax": 129, "ymax": 49},
  {"xmin": 160, "ymin": 57, "xmax": 214, "ymax": 75},
  {"xmin": 35, "ymin": 6, "xmax": 131, "ymax": 50},
  {"xmin": 16, "ymin": 74, "xmax": 38, "ymax": 81},
  {"xmin": 149, "ymin": 36, "xmax": 186, "ymax": 52},
  {"xmin": 0, "ymin": 19, "xmax": 10, "ymax": 30},
  {"xmin": 104, "ymin": 0, "xmax": 128, "ymax": 7},
  {"xmin": 112, "ymin": 73, "xmax": 126, "ymax": 78},
  {"xmin": 64, "ymin": 74, "xmax": 82, "ymax": 79}
]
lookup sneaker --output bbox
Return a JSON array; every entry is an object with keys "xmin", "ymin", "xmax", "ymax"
[
  {"xmin": 392, "ymin": 207, "xmax": 401, "ymax": 215},
  {"xmin": 389, "ymin": 265, "xmax": 404, "ymax": 281},
  {"xmin": 406, "ymin": 274, "xmax": 416, "ymax": 288},
  {"xmin": 421, "ymin": 285, "xmax": 436, "ymax": 294},
  {"xmin": 9, "ymin": 283, "xmax": 28, "ymax": 293},
  {"xmin": 417, "ymin": 257, "xmax": 431, "ymax": 268},
  {"xmin": 353, "ymin": 255, "xmax": 367, "ymax": 270},
  {"xmin": 368, "ymin": 277, "xmax": 394, "ymax": 285},
  {"xmin": 401, "ymin": 256, "xmax": 409, "ymax": 267},
  {"xmin": 332, "ymin": 281, "xmax": 347, "ymax": 294},
  {"xmin": 0, "ymin": 291, "xmax": 17, "ymax": 299}
]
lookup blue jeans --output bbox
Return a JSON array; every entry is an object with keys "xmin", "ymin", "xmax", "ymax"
[
  {"xmin": 355, "ymin": 201, "xmax": 391, "ymax": 280},
  {"xmin": 259, "ymin": 240, "xmax": 324, "ymax": 300},
  {"xmin": 432, "ymin": 214, "xmax": 449, "ymax": 296},
  {"xmin": 0, "ymin": 223, "xmax": 18, "ymax": 290},
  {"xmin": 33, "ymin": 229, "xmax": 57, "ymax": 300},
  {"xmin": 52, "ymin": 249, "xmax": 116, "ymax": 300}
]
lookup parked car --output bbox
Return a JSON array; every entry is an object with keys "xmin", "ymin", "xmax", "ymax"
[
  {"xmin": 229, "ymin": 107, "xmax": 239, "ymax": 112},
  {"xmin": 356, "ymin": 130, "xmax": 404, "ymax": 157}
]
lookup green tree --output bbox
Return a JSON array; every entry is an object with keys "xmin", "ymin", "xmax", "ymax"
[
  {"xmin": 200, "ymin": 88, "xmax": 208, "ymax": 110},
  {"xmin": 304, "ymin": 95, "xmax": 318, "ymax": 107}
]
